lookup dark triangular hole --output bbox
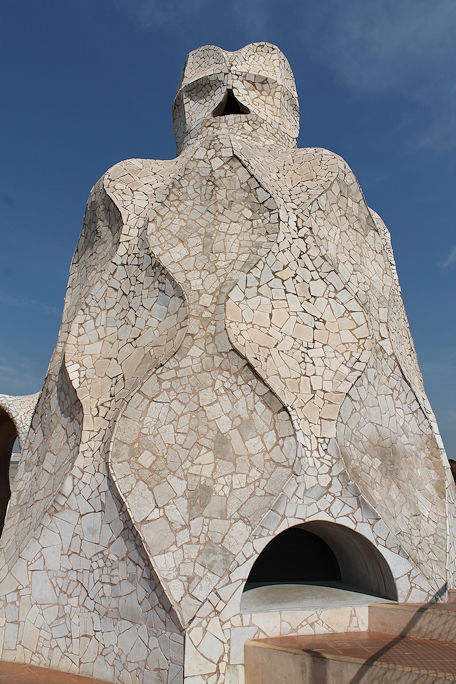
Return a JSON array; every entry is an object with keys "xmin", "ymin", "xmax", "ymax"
[{"xmin": 212, "ymin": 89, "xmax": 250, "ymax": 117}]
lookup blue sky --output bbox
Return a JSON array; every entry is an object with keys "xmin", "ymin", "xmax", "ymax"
[{"xmin": 1, "ymin": 0, "xmax": 455, "ymax": 455}]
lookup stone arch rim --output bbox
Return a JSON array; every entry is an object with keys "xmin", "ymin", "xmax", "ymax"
[
  {"xmin": 242, "ymin": 519, "xmax": 398, "ymax": 603},
  {"xmin": 297, "ymin": 520, "xmax": 398, "ymax": 600}
]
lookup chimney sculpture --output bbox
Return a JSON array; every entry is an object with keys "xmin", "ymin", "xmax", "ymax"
[{"xmin": 0, "ymin": 43, "xmax": 453, "ymax": 683}]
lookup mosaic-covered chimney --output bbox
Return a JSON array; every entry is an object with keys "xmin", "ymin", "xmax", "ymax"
[{"xmin": 0, "ymin": 42, "xmax": 454, "ymax": 684}]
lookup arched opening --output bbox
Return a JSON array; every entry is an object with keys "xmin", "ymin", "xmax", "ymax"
[
  {"xmin": 247, "ymin": 527, "xmax": 341, "ymax": 585},
  {"xmin": 0, "ymin": 408, "xmax": 19, "ymax": 536},
  {"xmin": 242, "ymin": 521, "xmax": 397, "ymax": 613}
]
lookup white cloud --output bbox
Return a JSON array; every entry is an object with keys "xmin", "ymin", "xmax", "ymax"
[
  {"xmin": 443, "ymin": 245, "xmax": 456, "ymax": 268},
  {"xmin": 298, "ymin": 0, "xmax": 456, "ymax": 151},
  {"xmin": 309, "ymin": 0, "xmax": 455, "ymax": 93}
]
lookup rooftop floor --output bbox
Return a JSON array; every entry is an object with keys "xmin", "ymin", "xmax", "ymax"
[{"xmin": 241, "ymin": 582, "xmax": 390, "ymax": 613}]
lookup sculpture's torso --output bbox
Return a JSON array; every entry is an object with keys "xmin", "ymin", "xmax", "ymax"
[{"xmin": 112, "ymin": 140, "xmax": 297, "ymax": 625}]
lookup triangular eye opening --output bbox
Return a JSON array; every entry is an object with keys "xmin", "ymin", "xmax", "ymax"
[{"xmin": 212, "ymin": 89, "xmax": 250, "ymax": 117}]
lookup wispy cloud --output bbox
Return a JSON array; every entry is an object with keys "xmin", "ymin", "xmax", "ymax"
[
  {"xmin": 308, "ymin": 0, "xmax": 455, "ymax": 92},
  {"xmin": 0, "ymin": 291, "xmax": 60, "ymax": 317},
  {"xmin": 442, "ymin": 245, "xmax": 456, "ymax": 268},
  {"xmin": 304, "ymin": 0, "xmax": 456, "ymax": 150}
]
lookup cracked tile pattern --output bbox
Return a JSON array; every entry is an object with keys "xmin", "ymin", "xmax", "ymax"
[
  {"xmin": 0, "ymin": 41, "xmax": 453, "ymax": 684},
  {"xmin": 112, "ymin": 141, "xmax": 296, "ymax": 629}
]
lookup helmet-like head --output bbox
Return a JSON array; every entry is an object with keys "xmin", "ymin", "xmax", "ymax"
[{"xmin": 173, "ymin": 42, "xmax": 299, "ymax": 153}]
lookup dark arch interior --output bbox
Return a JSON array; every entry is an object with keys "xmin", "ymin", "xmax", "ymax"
[
  {"xmin": 212, "ymin": 89, "xmax": 250, "ymax": 117},
  {"xmin": 246, "ymin": 528, "xmax": 341, "ymax": 585},
  {"xmin": 244, "ymin": 521, "xmax": 397, "ymax": 601},
  {"xmin": 0, "ymin": 408, "xmax": 18, "ymax": 536}
]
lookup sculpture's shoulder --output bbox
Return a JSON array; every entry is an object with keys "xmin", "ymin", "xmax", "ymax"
[
  {"xmin": 256, "ymin": 146, "xmax": 345, "ymax": 206},
  {"xmin": 288, "ymin": 146, "xmax": 358, "ymax": 184},
  {"xmin": 94, "ymin": 157, "xmax": 182, "ymax": 211},
  {"xmin": 235, "ymin": 142, "xmax": 366, "ymax": 214},
  {"xmin": 287, "ymin": 146, "xmax": 369, "ymax": 209},
  {"xmin": 289, "ymin": 145, "xmax": 341, "ymax": 165},
  {"xmin": 67, "ymin": 156, "xmax": 182, "ymax": 317}
]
